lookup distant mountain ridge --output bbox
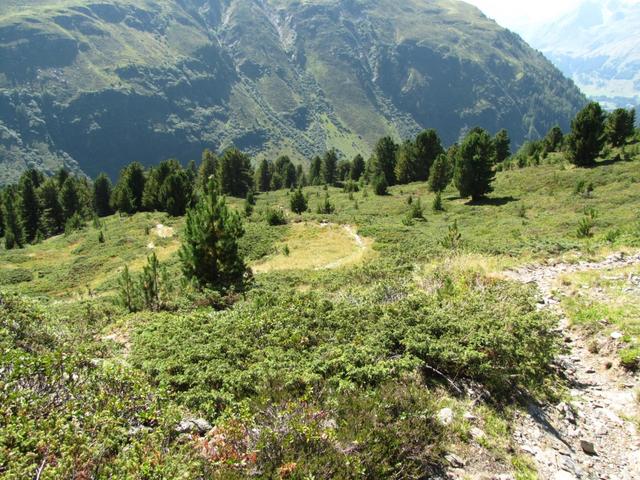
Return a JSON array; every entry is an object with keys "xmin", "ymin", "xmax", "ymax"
[
  {"xmin": 525, "ymin": 0, "xmax": 640, "ymax": 112},
  {"xmin": 0, "ymin": 0, "xmax": 586, "ymax": 183}
]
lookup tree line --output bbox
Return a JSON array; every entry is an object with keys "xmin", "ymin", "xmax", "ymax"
[{"xmin": 1, "ymin": 102, "xmax": 636, "ymax": 250}]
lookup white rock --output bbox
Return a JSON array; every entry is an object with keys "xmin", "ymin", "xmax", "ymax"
[
  {"xmin": 611, "ymin": 331, "xmax": 624, "ymax": 340},
  {"xmin": 437, "ymin": 408, "xmax": 454, "ymax": 426},
  {"xmin": 470, "ymin": 427, "xmax": 486, "ymax": 441},
  {"xmin": 463, "ymin": 411, "xmax": 478, "ymax": 422},
  {"xmin": 553, "ymin": 471, "xmax": 578, "ymax": 480},
  {"xmin": 444, "ymin": 453, "xmax": 464, "ymax": 468}
]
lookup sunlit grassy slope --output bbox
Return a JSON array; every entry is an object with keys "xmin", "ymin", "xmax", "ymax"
[{"xmin": 2, "ymin": 154, "xmax": 639, "ymax": 300}]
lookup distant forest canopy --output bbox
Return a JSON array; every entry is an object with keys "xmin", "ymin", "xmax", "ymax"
[{"xmin": 0, "ymin": 103, "xmax": 636, "ymax": 250}]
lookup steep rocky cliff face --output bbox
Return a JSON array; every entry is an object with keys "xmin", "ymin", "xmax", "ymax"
[{"xmin": 0, "ymin": 0, "xmax": 586, "ymax": 182}]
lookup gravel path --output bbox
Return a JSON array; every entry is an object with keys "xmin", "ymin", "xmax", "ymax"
[{"xmin": 505, "ymin": 252, "xmax": 640, "ymax": 480}]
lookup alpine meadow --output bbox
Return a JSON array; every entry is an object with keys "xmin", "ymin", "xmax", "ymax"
[{"xmin": 1, "ymin": 1, "xmax": 640, "ymax": 479}]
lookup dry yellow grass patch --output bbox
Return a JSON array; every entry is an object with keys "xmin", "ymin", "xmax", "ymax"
[{"xmin": 252, "ymin": 222, "xmax": 374, "ymax": 273}]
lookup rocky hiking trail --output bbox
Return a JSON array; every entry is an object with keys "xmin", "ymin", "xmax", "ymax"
[{"xmin": 505, "ymin": 252, "xmax": 640, "ymax": 480}]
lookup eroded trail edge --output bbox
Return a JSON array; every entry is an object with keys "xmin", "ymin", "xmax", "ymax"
[{"xmin": 505, "ymin": 252, "xmax": 640, "ymax": 480}]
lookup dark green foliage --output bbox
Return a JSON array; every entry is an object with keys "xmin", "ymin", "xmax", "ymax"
[
  {"xmin": 414, "ymin": 129, "xmax": 444, "ymax": 181},
  {"xmin": 39, "ymin": 179, "xmax": 64, "ymax": 237},
  {"xmin": 92, "ymin": 173, "xmax": 113, "ymax": 217},
  {"xmin": 454, "ymin": 128, "xmax": 496, "ymax": 201},
  {"xmin": 295, "ymin": 164, "xmax": 306, "ymax": 187},
  {"xmin": 113, "ymin": 162, "xmax": 146, "ymax": 213},
  {"xmin": 0, "ymin": 268, "xmax": 33, "ymax": 285},
  {"xmin": 217, "ymin": 148, "xmax": 254, "ymax": 198},
  {"xmin": 255, "ymin": 159, "xmax": 272, "ymax": 192},
  {"xmin": 64, "ymin": 212, "xmax": 85, "ymax": 234},
  {"xmin": 343, "ymin": 180, "xmax": 359, "ymax": 193},
  {"xmin": 290, "ymin": 187, "xmax": 308, "ymax": 214},
  {"xmin": 159, "ymin": 170, "xmax": 192, "ymax": 216},
  {"xmin": 494, "ymin": 129, "xmax": 511, "ymax": 163},
  {"xmin": 373, "ymin": 174, "xmax": 388, "ymax": 196},
  {"xmin": 544, "ymin": 125, "xmax": 564, "ymax": 153},
  {"xmin": 265, "ymin": 208, "xmax": 287, "ymax": 226},
  {"xmin": 350, "ymin": 154, "xmax": 365, "ymax": 181},
  {"xmin": 179, "ymin": 182, "xmax": 246, "ymax": 289},
  {"xmin": 428, "ymin": 154, "xmax": 453, "ymax": 193},
  {"xmin": 98, "ymin": 230, "xmax": 105, "ymax": 243},
  {"xmin": 0, "ymin": 194, "xmax": 4, "ymax": 238},
  {"xmin": 337, "ymin": 159, "xmax": 351, "ymax": 181},
  {"xmin": 322, "ymin": 149, "xmax": 338, "ymax": 185},
  {"xmin": 316, "ymin": 192, "xmax": 335, "ymax": 214},
  {"xmin": 18, "ymin": 174, "xmax": 40, "ymax": 243},
  {"xmin": 309, "ymin": 156, "xmax": 322, "ymax": 185},
  {"xmin": 272, "ymin": 156, "xmax": 297, "ymax": 189},
  {"xmin": 605, "ymin": 108, "xmax": 636, "ymax": 148},
  {"xmin": 2, "ymin": 187, "xmax": 23, "ymax": 249},
  {"xmin": 118, "ymin": 265, "xmax": 140, "ymax": 313},
  {"xmin": 407, "ymin": 197, "xmax": 423, "ymax": 219},
  {"xmin": 568, "ymin": 102, "xmax": 606, "ymax": 167},
  {"xmin": 140, "ymin": 253, "xmax": 162, "ymax": 311},
  {"xmin": 60, "ymin": 177, "xmax": 81, "ymax": 221},
  {"xmin": 133, "ymin": 282, "xmax": 557, "ymax": 414},
  {"xmin": 432, "ymin": 192, "xmax": 444, "ymax": 212},
  {"xmin": 55, "ymin": 168, "xmax": 69, "ymax": 188},
  {"xmin": 198, "ymin": 149, "xmax": 218, "ymax": 193},
  {"xmin": 143, "ymin": 159, "xmax": 181, "ymax": 211},
  {"xmin": 394, "ymin": 139, "xmax": 418, "ymax": 184},
  {"xmin": 373, "ymin": 136, "xmax": 399, "ymax": 186}
]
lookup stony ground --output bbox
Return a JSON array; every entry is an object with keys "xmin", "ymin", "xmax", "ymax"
[{"xmin": 506, "ymin": 252, "xmax": 640, "ymax": 480}]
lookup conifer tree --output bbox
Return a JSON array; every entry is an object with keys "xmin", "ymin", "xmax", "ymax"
[
  {"xmin": 605, "ymin": 108, "xmax": 635, "ymax": 148},
  {"xmin": 18, "ymin": 174, "xmax": 40, "ymax": 243},
  {"xmin": 295, "ymin": 164, "xmax": 306, "ymax": 187},
  {"xmin": 160, "ymin": 170, "xmax": 192, "ymax": 216},
  {"xmin": 428, "ymin": 153, "xmax": 452, "ymax": 193},
  {"xmin": 322, "ymin": 149, "xmax": 338, "ymax": 185},
  {"xmin": 350, "ymin": 154, "xmax": 365, "ymax": 181},
  {"xmin": 290, "ymin": 186, "xmax": 308, "ymax": 214},
  {"xmin": 394, "ymin": 140, "xmax": 418, "ymax": 184},
  {"xmin": 217, "ymin": 148, "xmax": 253, "ymax": 197},
  {"xmin": 255, "ymin": 159, "xmax": 273, "ymax": 192},
  {"xmin": 40, "ymin": 178, "xmax": 65, "ymax": 236},
  {"xmin": 494, "ymin": 129, "xmax": 511, "ymax": 163},
  {"xmin": 454, "ymin": 128, "xmax": 496, "ymax": 201},
  {"xmin": 373, "ymin": 136, "xmax": 398, "ymax": 186},
  {"xmin": 544, "ymin": 126, "xmax": 564, "ymax": 153},
  {"xmin": 198, "ymin": 149, "xmax": 218, "ymax": 193},
  {"xmin": 414, "ymin": 129, "xmax": 444, "ymax": 181},
  {"xmin": 567, "ymin": 102, "xmax": 606, "ymax": 167},
  {"xmin": 2, "ymin": 187, "xmax": 23, "ymax": 249},
  {"xmin": 114, "ymin": 162, "xmax": 146, "ymax": 212},
  {"xmin": 56, "ymin": 168, "xmax": 69, "ymax": 189},
  {"xmin": 93, "ymin": 173, "xmax": 113, "ymax": 217},
  {"xmin": 309, "ymin": 156, "xmax": 322, "ymax": 185},
  {"xmin": 0, "ymin": 193, "xmax": 4, "ymax": 238},
  {"xmin": 60, "ymin": 177, "xmax": 81, "ymax": 221},
  {"xmin": 179, "ymin": 180, "xmax": 246, "ymax": 289}
]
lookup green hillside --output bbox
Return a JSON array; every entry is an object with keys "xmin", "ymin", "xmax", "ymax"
[
  {"xmin": 2, "ymin": 138, "xmax": 639, "ymax": 477},
  {"xmin": 0, "ymin": 0, "xmax": 586, "ymax": 183}
]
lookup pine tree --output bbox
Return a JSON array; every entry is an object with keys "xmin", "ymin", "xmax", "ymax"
[
  {"xmin": 113, "ymin": 162, "xmax": 146, "ymax": 212},
  {"xmin": 255, "ymin": 159, "xmax": 273, "ymax": 192},
  {"xmin": 567, "ymin": 102, "xmax": 606, "ymax": 167},
  {"xmin": 179, "ymin": 180, "xmax": 246, "ymax": 289},
  {"xmin": 544, "ymin": 126, "xmax": 564, "ymax": 153},
  {"xmin": 373, "ymin": 136, "xmax": 398, "ymax": 186},
  {"xmin": 290, "ymin": 186, "xmax": 308, "ymax": 214},
  {"xmin": 198, "ymin": 149, "xmax": 218, "ymax": 193},
  {"xmin": 414, "ymin": 129, "xmax": 444, "ymax": 181},
  {"xmin": 394, "ymin": 140, "xmax": 418, "ymax": 184},
  {"xmin": 18, "ymin": 174, "xmax": 40, "ymax": 243},
  {"xmin": 605, "ymin": 108, "xmax": 635, "ymax": 148},
  {"xmin": 140, "ymin": 253, "xmax": 161, "ymax": 311},
  {"xmin": 56, "ymin": 168, "xmax": 69, "ymax": 189},
  {"xmin": 454, "ymin": 128, "xmax": 496, "ymax": 201},
  {"xmin": 322, "ymin": 149, "xmax": 338, "ymax": 185},
  {"xmin": 428, "ymin": 153, "xmax": 452, "ymax": 193},
  {"xmin": 309, "ymin": 156, "xmax": 322, "ymax": 185},
  {"xmin": 217, "ymin": 148, "xmax": 253, "ymax": 197},
  {"xmin": 118, "ymin": 265, "xmax": 140, "ymax": 313},
  {"xmin": 143, "ymin": 159, "xmax": 182, "ymax": 211},
  {"xmin": 93, "ymin": 173, "xmax": 113, "ymax": 217},
  {"xmin": 494, "ymin": 129, "xmax": 511, "ymax": 163},
  {"xmin": 350, "ymin": 154, "xmax": 365, "ymax": 181},
  {"xmin": 60, "ymin": 178, "xmax": 81, "ymax": 221},
  {"xmin": 295, "ymin": 164, "xmax": 306, "ymax": 187},
  {"xmin": 373, "ymin": 173, "xmax": 388, "ymax": 196},
  {"xmin": 39, "ymin": 178, "xmax": 65, "ymax": 236},
  {"xmin": 160, "ymin": 170, "xmax": 192, "ymax": 216},
  {"xmin": 0, "ymin": 193, "xmax": 4, "ymax": 238},
  {"xmin": 2, "ymin": 187, "xmax": 23, "ymax": 249}
]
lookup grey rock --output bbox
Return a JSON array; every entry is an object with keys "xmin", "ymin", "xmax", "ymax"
[
  {"xmin": 580, "ymin": 440, "xmax": 597, "ymax": 455},
  {"xmin": 437, "ymin": 408, "xmax": 454, "ymax": 426},
  {"xmin": 176, "ymin": 417, "xmax": 212, "ymax": 435},
  {"xmin": 444, "ymin": 453, "xmax": 465, "ymax": 468}
]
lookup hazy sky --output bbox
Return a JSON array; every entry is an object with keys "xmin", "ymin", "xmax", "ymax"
[{"xmin": 464, "ymin": 0, "xmax": 583, "ymax": 28}]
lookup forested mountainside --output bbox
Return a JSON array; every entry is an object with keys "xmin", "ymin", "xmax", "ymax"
[{"xmin": 0, "ymin": 0, "xmax": 586, "ymax": 183}]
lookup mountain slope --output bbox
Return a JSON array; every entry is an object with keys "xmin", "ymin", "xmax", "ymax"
[
  {"xmin": 0, "ymin": 0, "xmax": 586, "ymax": 182},
  {"xmin": 526, "ymin": 0, "xmax": 640, "ymax": 111}
]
